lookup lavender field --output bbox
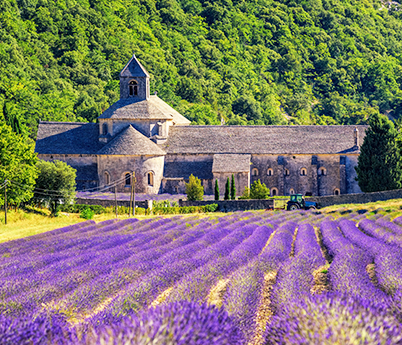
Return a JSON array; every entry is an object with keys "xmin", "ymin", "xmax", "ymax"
[{"xmin": 1, "ymin": 210, "xmax": 402, "ymax": 344}]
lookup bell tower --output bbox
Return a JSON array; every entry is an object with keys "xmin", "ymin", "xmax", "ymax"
[{"xmin": 119, "ymin": 54, "xmax": 150, "ymax": 101}]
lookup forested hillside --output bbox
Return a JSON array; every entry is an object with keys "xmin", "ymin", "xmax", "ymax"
[{"xmin": 1, "ymin": 0, "xmax": 402, "ymax": 137}]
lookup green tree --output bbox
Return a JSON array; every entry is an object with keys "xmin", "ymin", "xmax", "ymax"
[
  {"xmin": 355, "ymin": 113, "xmax": 402, "ymax": 192},
  {"xmin": 224, "ymin": 177, "xmax": 230, "ymax": 200},
  {"xmin": 34, "ymin": 160, "xmax": 76, "ymax": 215},
  {"xmin": 230, "ymin": 174, "xmax": 236, "ymax": 200},
  {"xmin": 185, "ymin": 174, "xmax": 204, "ymax": 201},
  {"xmin": 239, "ymin": 187, "xmax": 250, "ymax": 200},
  {"xmin": 214, "ymin": 179, "xmax": 219, "ymax": 201},
  {"xmin": 0, "ymin": 123, "xmax": 38, "ymax": 207},
  {"xmin": 250, "ymin": 179, "xmax": 270, "ymax": 199}
]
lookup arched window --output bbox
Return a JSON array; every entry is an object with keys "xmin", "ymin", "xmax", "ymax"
[
  {"xmin": 252, "ymin": 168, "xmax": 259, "ymax": 176},
  {"xmin": 147, "ymin": 172, "xmax": 154, "ymax": 186},
  {"xmin": 129, "ymin": 80, "xmax": 138, "ymax": 96},
  {"xmin": 289, "ymin": 188, "xmax": 295, "ymax": 195},
  {"xmin": 271, "ymin": 188, "xmax": 278, "ymax": 196},
  {"xmin": 103, "ymin": 123, "xmax": 108, "ymax": 135},
  {"xmin": 284, "ymin": 169, "xmax": 290, "ymax": 176},
  {"xmin": 125, "ymin": 173, "xmax": 131, "ymax": 186},
  {"xmin": 300, "ymin": 168, "xmax": 307, "ymax": 176},
  {"xmin": 267, "ymin": 168, "xmax": 273, "ymax": 176},
  {"xmin": 104, "ymin": 171, "xmax": 110, "ymax": 185},
  {"xmin": 318, "ymin": 167, "xmax": 327, "ymax": 176},
  {"xmin": 334, "ymin": 188, "xmax": 340, "ymax": 196}
]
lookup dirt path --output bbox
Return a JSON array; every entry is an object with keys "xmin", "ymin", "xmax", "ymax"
[
  {"xmin": 206, "ymin": 278, "xmax": 230, "ymax": 308},
  {"xmin": 150, "ymin": 287, "xmax": 174, "ymax": 307},
  {"xmin": 311, "ymin": 264, "xmax": 331, "ymax": 294},
  {"xmin": 249, "ymin": 270, "xmax": 278, "ymax": 345}
]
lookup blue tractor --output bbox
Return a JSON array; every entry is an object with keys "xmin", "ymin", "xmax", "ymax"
[{"xmin": 286, "ymin": 194, "xmax": 317, "ymax": 210}]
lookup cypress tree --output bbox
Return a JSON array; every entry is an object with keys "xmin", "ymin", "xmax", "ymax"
[
  {"xmin": 214, "ymin": 179, "xmax": 219, "ymax": 201},
  {"xmin": 224, "ymin": 177, "xmax": 230, "ymax": 200},
  {"xmin": 355, "ymin": 113, "xmax": 402, "ymax": 192},
  {"xmin": 230, "ymin": 174, "xmax": 236, "ymax": 200}
]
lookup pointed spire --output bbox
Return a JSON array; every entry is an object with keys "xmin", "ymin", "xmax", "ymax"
[{"xmin": 119, "ymin": 53, "xmax": 150, "ymax": 78}]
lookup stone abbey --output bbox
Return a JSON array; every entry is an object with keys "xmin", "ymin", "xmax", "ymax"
[{"xmin": 35, "ymin": 54, "xmax": 366, "ymax": 197}]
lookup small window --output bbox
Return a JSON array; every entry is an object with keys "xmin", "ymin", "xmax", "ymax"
[
  {"xmin": 289, "ymin": 188, "xmax": 295, "ymax": 195},
  {"xmin": 334, "ymin": 188, "xmax": 340, "ymax": 196},
  {"xmin": 125, "ymin": 173, "xmax": 131, "ymax": 186},
  {"xmin": 318, "ymin": 167, "xmax": 327, "ymax": 176},
  {"xmin": 284, "ymin": 169, "xmax": 290, "ymax": 176},
  {"xmin": 267, "ymin": 168, "xmax": 273, "ymax": 176},
  {"xmin": 252, "ymin": 168, "xmax": 259, "ymax": 176},
  {"xmin": 104, "ymin": 171, "xmax": 110, "ymax": 185},
  {"xmin": 147, "ymin": 172, "xmax": 154, "ymax": 186},
  {"xmin": 103, "ymin": 123, "xmax": 108, "ymax": 135},
  {"xmin": 129, "ymin": 80, "xmax": 138, "ymax": 96},
  {"xmin": 271, "ymin": 188, "xmax": 278, "ymax": 196},
  {"xmin": 300, "ymin": 168, "xmax": 307, "ymax": 176}
]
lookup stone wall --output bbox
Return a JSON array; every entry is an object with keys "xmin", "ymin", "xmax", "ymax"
[
  {"xmin": 76, "ymin": 197, "xmax": 150, "ymax": 209},
  {"xmin": 98, "ymin": 154, "xmax": 165, "ymax": 194},
  {"xmin": 119, "ymin": 76, "xmax": 149, "ymax": 100},
  {"xmin": 213, "ymin": 172, "xmax": 249, "ymax": 197},
  {"xmin": 310, "ymin": 189, "xmax": 402, "ymax": 208},
  {"xmin": 179, "ymin": 199, "xmax": 274, "ymax": 212},
  {"xmin": 250, "ymin": 154, "xmax": 361, "ymax": 196}
]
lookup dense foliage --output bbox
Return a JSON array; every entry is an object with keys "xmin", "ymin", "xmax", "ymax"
[
  {"xmin": 2, "ymin": 0, "xmax": 402, "ymax": 137},
  {"xmin": 356, "ymin": 113, "xmax": 402, "ymax": 192},
  {"xmin": 241, "ymin": 179, "xmax": 270, "ymax": 199},
  {"xmin": 185, "ymin": 173, "xmax": 204, "ymax": 201},
  {"xmin": 0, "ymin": 123, "xmax": 38, "ymax": 206},
  {"xmin": 34, "ymin": 160, "xmax": 76, "ymax": 215}
]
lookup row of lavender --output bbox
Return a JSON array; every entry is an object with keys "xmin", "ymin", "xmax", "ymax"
[{"xmin": 1, "ymin": 210, "xmax": 402, "ymax": 344}]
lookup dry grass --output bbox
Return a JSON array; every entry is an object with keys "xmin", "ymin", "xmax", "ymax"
[
  {"xmin": 0, "ymin": 209, "xmax": 85, "ymax": 243},
  {"xmin": 311, "ymin": 264, "xmax": 331, "ymax": 295},
  {"xmin": 206, "ymin": 279, "xmax": 230, "ymax": 308},
  {"xmin": 249, "ymin": 270, "xmax": 278, "ymax": 345},
  {"xmin": 0, "ymin": 208, "xmax": 229, "ymax": 244},
  {"xmin": 151, "ymin": 287, "xmax": 174, "ymax": 308}
]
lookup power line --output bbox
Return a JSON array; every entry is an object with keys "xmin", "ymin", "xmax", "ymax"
[{"xmin": 8, "ymin": 173, "xmax": 130, "ymax": 195}]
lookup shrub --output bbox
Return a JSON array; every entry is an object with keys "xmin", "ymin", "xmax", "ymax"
[
  {"xmin": 185, "ymin": 174, "xmax": 204, "ymax": 201},
  {"xmin": 250, "ymin": 179, "xmax": 270, "ymax": 199},
  {"xmin": 239, "ymin": 187, "xmax": 251, "ymax": 200},
  {"xmin": 80, "ymin": 207, "xmax": 95, "ymax": 220}
]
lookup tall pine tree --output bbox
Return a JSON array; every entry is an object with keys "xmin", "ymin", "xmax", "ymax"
[
  {"xmin": 230, "ymin": 174, "xmax": 236, "ymax": 200},
  {"xmin": 224, "ymin": 177, "xmax": 230, "ymax": 200},
  {"xmin": 355, "ymin": 113, "xmax": 402, "ymax": 192}
]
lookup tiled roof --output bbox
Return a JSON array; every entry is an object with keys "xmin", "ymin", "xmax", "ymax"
[
  {"xmin": 212, "ymin": 154, "xmax": 251, "ymax": 173},
  {"xmin": 163, "ymin": 125, "xmax": 368, "ymax": 155},
  {"xmin": 119, "ymin": 54, "xmax": 150, "ymax": 78},
  {"xmin": 97, "ymin": 125, "xmax": 166, "ymax": 156},
  {"xmin": 98, "ymin": 95, "xmax": 191, "ymax": 124},
  {"xmin": 35, "ymin": 122, "xmax": 104, "ymax": 154}
]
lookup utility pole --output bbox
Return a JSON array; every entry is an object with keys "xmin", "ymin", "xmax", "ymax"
[
  {"xmin": 128, "ymin": 175, "xmax": 132, "ymax": 217},
  {"xmin": 132, "ymin": 171, "xmax": 136, "ymax": 216},
  {"xmin": 114, "ymin": 183, "xmax": 118, "ymax": 218},
  {"xmin": 4, "ymin": 180, "xmax": 7, "ymax": 225}
]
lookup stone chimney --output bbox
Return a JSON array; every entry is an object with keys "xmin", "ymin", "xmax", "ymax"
[{"xmin": 354, "ymin": 127, "xmax": 359, "ymax": 148}]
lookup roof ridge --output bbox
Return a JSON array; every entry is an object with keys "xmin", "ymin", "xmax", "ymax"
[
  {"xmin": 171, "ymin": 125, "xmax": 369, "ymax": 128},
  {"xmin": 39, "ymin": 121, "xmax": 91, "ymax": 125},
  {"xmin": 97, "ymin": 125, "xmax": 165, "ymax": 156}
]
